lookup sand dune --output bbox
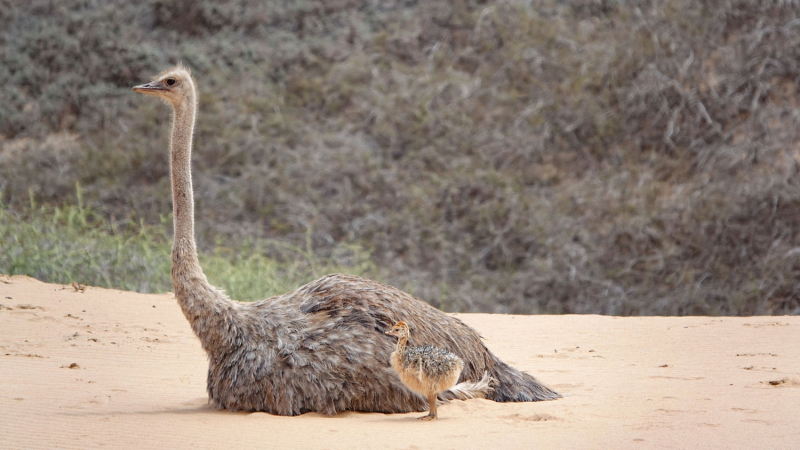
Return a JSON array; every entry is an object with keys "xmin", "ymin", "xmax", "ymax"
[{"xmin": 1, "ymin": 274, "xmax": 798, "ymax": 449}]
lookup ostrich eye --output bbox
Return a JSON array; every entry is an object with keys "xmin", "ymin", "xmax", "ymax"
[{"xmin": 166, "ymin": 78, "xmax": 176, "ymax": 86}]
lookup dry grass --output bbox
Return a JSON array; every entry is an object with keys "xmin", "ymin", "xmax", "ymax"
[{"xmin": 2, "ymin": 0, "xmax": 800, "ymax": 314}]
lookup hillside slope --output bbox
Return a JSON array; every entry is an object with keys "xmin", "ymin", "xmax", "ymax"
[{"xmin": 2, "ymin": 0, "xmax": 800, "ymax": 314}]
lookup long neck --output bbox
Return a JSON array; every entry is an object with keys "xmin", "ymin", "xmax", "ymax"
[
  {"xmin": 170, "ymin": 94, "xmax": 197, "ymax": 250},
  {"xmin": 168, "ymin": 87, "xmax": 231, "ymax": 327}
]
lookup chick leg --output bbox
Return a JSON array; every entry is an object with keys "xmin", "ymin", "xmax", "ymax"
[{"xmin": 419, "ymin": 393, "xmax": 437, "ymax": 420}]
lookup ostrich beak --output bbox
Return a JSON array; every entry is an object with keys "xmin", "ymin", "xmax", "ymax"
[{"xmin": 132, "ymin": 82, "xmax": 168, "ymax": 93}]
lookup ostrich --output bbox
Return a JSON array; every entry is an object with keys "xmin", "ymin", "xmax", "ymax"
[
  {"xmin": 386, "ymin": 321, "xmax": 464, "ymax": 420},
  {"xmin": 132, "ymin": 65, "xmax": 560, "ymax": 416}
]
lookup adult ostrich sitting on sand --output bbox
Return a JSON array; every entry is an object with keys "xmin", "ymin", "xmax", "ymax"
[{"xmin": 132, "ymin": 65, "xmax": 560, "ymax": 416}]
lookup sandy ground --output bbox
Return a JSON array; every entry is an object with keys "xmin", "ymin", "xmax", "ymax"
[{"xmin": 0, "ymin": 275, "xmax": 798, "ymax": 449}]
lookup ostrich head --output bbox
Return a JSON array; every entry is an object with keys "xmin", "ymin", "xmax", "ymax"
[
  {"xmin": 132, "ymin": 65, "xmax": 195, "ymax": 107},
  {"xmin": 385, "ymin": 321, "xmax": 410, "ymax": 339}
]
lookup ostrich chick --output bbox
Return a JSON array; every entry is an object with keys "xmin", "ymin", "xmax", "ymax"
[{"xmin": 386, "ymin": 321, "xmax": 464, "ymax": 420}]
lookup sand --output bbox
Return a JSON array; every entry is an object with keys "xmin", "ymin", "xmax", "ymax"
[{"xmin": 0, "ymin": 274, "xmax": 798, "ymax": 449}]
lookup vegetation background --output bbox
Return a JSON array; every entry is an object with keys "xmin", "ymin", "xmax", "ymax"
[{"xmin": 3, "ymin": 0, "xmax": 800, "ymax": 315}]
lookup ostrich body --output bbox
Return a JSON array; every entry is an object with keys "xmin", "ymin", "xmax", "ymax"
[
  {"xmin": 386, "ymin": 321, "xmax": 464, "ymax": 420},
  {"xmin": 132, "ymin": 66, "xmax": 560, "ymax": 416}
]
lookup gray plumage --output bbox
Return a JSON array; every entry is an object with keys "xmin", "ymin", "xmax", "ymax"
[
  {"xmin": 401, "ymin": 345, "xmax": 462, "ymax": 378},
  {"xmin": 133, "ymin": 66, "xmax": 561, "ymax": 417}
]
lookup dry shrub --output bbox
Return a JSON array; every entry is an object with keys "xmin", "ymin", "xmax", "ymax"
[{"xmin": 2, "ymin": 0, "xmax": 800, "ymax": 314}]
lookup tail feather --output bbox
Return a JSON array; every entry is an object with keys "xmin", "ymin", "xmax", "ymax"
[
  {"xmin": 439, "ymin": 371, "xmax": 496, "ymax": 402},
  {"xmin": 490, "ymin": 358, "xmax": 561, "ymax": 402}
]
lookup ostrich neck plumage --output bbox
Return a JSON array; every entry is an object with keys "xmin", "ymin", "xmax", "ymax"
[
  {"xmin": 395, "ymin": 334, "xmax": 408, "ymax": 355},
  {"xmin": 170, "ymin": 90, "xmax": 197, "ymax": 251},
  {"xmin": 167, "ymin": 80, "xmax": 233, "ymax": 350}
]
